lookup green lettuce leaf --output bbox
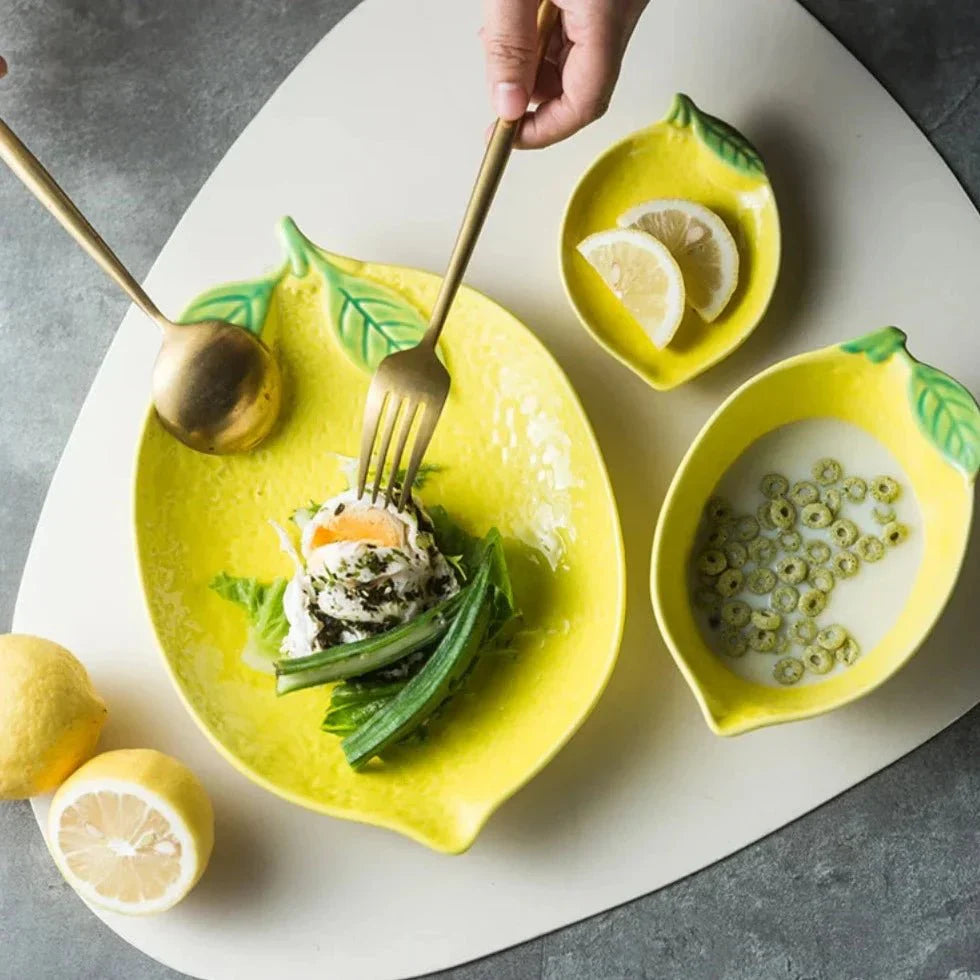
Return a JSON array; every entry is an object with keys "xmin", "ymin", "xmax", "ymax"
[{"xmin": 210, "ymin": 573, "xmax": 289, "ymax": 672}]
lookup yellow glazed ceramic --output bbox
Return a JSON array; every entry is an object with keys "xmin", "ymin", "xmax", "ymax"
[
  {"xmin": 652, "ymin": 327, "xmax": 978, "ymax": 735},
  {"xmin": 560, "ymin": 93, "xmax": 780, "ymax": 390},
  {"xmin": 135, "ymin": 218, "xmax": 625, "ymax": 853}
]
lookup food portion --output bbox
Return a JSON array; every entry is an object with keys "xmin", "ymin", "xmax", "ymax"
[
  {"xmin": 213, "ymin": 481, "xmax": 518, "ymax": 769},
  {"xmin": 577, "ymin": 228, "xmax": 686, "ymax": 349},
  {"xmin": 48, "ymin": 748, "xmax": 214, "ymax": 915},
  {"xmin": 578, "ymin": 199, "xmax": 739, "ymax": 348},
  {"xmin": 618, "ymin": 198, "xmax": 740, "ymax": 322},
  {"xmin": 0, "ymin": 634, "xmax": 107, "ymax": 799},
  {"xmin": 690, "ymin": 419, "xmax": 923, "ymax": 687}
]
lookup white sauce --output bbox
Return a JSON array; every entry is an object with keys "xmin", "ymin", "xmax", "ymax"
[{"xmin": 693, "ymin": 418, "xmax": 923, "ymax": 687}]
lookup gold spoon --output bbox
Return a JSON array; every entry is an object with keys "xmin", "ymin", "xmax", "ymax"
[{"xmin": 0, "ymin": 117, "xmax": 281, "ymax": 454}]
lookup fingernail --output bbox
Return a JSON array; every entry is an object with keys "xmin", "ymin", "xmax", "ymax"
[{"xmin": 494, "ymin": 82, "xmax": 527, "ymax": 121}]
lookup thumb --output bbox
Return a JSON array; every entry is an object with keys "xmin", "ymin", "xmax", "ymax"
[{"xmin": 482, "ymin": 0, "xmax": 538, "ymax": 121}]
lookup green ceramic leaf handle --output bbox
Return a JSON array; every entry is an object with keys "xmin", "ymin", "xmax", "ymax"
[
  {"xmin": 841, "ymin": 327, "xmax": 980, "ymax": 480},
  {"xmin": 278, "ymin": 217, "xmax": 428, "ymax": 373},
  {"xmin": 664, "ymin": 93, "xmax": 766, "ymax": 178},
  {"xmin": 180, "ymin": 274, "xmax": 280, "ymax": 337}
]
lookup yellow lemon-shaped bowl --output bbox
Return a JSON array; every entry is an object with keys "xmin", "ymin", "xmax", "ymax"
[
  {"xmin": 561, "ymin": 93, "xmax": 780, "ymax": 390},
  {"xmin": 135, "ymin": 218, "xmax": 625, "ymax": 853},
  {"xmin": 652, "ymin": 327, "xmax": 978, "ymax": 735}
]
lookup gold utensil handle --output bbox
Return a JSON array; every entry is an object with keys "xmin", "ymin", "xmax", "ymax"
[
  {"xmin": 422, "ymin": 0, "xmax": 560, "ymax": 345},
  {"xmin": 0, "ymin": 117, "xmax": 166, "ymax": 327}
]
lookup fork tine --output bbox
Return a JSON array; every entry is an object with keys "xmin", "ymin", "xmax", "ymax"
[
  {"xmin": 357, "ymin": 380, "xmax": 389, "ymax": 499},
  {"xmin": 397, "ymin": 401, "xmax": 440, "ymax": 511},
  {"xmin": 384, "ymin": 399, "xmax": 420, "ymax": 507},
  {"xmin": 369, "ymin": 395, "xmax": 403, "ymax": 504}
]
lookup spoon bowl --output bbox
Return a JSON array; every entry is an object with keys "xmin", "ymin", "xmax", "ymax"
[{"xmin": 153, "ymin": 320, "xmax": 281, "ymax": 454}]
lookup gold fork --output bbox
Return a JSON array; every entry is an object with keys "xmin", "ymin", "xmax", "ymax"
[{"xmin": 357, "ymin": 0, "xmax": 560, "ymax": 510}]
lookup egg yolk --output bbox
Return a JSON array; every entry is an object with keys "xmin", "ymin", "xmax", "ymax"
[{"xmin": 310, "ymin": 508, "xmax": 406, "ymax": 550}]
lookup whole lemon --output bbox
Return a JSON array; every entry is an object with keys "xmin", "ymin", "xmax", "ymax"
[{"xmin": 0, "ymin": 634, "xmax": 107, "ymax": 799}]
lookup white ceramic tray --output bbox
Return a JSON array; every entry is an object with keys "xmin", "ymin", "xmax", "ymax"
[{"xmin": 16, "ymin": 0, "xmax": 980, "ymax": 977}]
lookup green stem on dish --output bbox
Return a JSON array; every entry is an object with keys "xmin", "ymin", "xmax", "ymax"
[
  {"xmin": 840, "ymin": 327, "xmax": 980, "ymax": 479},
  {"xmin": 663, "ymin": 92, "xmax": 766, "ymax": 178},
  {"xmin": 278, "ymin": 215, "xmax": 312, "ymax": 277},
  {"xmin": 274, "ymin": 590, "xmax": 468, "ymax": 695}
]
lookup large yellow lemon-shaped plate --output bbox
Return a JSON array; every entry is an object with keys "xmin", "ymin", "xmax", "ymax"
[
  {"xmin": 561, "ymin": 93, "xmax": 781, "ymax": 390},
  {"xmin": 135, "ymin": 219, "xmax": 625, "ymax": 854}
]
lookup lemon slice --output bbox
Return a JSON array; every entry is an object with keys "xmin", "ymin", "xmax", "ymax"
[
  {"xmin": 48, "ymin": 749, "xmax": 214, "ymax": 915},
  {"xmin": 618, "ymin": 199, "xmax": 739, "ymax": 322},
  {"xmin": 577, "ymin": 229, "xmax": 686, "ymax": 349}
]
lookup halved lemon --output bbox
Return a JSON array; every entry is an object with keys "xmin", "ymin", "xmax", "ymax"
[
  {"xmin": 47, "ymin": 748, "xmax": 214, "ymax": 915},
  {"xmin": 618, "ymin": 199, "xmax": 739, "ymax": 322},
  {"xmin": 577, "ymin": 229, "xmax": 686, "ymax": 349}
]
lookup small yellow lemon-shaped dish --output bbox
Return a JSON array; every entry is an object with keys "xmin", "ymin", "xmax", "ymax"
[
  {"xmin": 652, "ymin": 328, "xmax": 978, "ymax": 735},
  {"xmin": 135, "ymin": 218, "xmax": 625, "ymax": 853},
  {"xmin": 561, "ymin": 93, "xmax": 780, "ymax": 390}
]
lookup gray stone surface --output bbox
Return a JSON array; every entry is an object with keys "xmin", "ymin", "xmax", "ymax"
[{"xmin": 0, "ymin": 1, "xmax": 977, "ymax": 977}]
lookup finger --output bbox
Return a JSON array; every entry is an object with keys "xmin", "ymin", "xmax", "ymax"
[
  {"xmin": 517, "ymin": 38, "xmax": 618, "ymax": 149},
  {"xmin": 481, "ymin": 0, "xmax": 538, "ymax": 120},
  {"xmin": 0, "ymin": 56, "xmax": 7, "ymax": 80},
  {"xmin": 530, "ymin": 60, "xmax": 563, "ymax": 108}
]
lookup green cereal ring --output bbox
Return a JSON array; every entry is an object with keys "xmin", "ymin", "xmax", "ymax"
[
  {"xmin": 843, "ymin": 476, "xmax": 867, "ymax": 502},
  {"xmin": 748, "ymin": 628, "xmax": 778, "ymax": 652},
  {"xmin": 757, "ymin": 501, "xmax": 777, "ymax": 531},
  {"xmin": 751, "ymin": 608, "xmax": 782, "ymax": 631},
  {"xmin": 695, "ymin": 587, "xmax": 722, "ymax": 611},
  {"xmin": 706, "ymin": 525, "xmax": 731, "ymax": 549},
  {"xmin": 747, "ymin": 536, "xmax": 777, "ymax": 564},
  {"xmin": 855, "ymin": 535, "xmax": 885, "ymax": 562},
  {"xmin": 830, "ymin": 518, "xmax": 859, "ymax": 547},
  {"xmin": 799, "ymin": 589, "xmax": 828, "ymax": 617},
  {"xmin": 822, "ymin": 488, "xmax": 842, "ymax": 515},
  {"xmin": 724, "ymin": 541, "xmax": 749, "ymax": 569},
  {"xmin": 803, "ymin": 646, "xmax": 835, "ymax": 674},
  {"xmin": 832, "ymin": 550, "xmax": 860, "ymax": 579},
  {"xmin": 813, "ymin": 458, "xmax": 842, "ymax": 485},
  {"xmin": 776, "ymin": 556, "xmax": 808, "ymax": 585},
  {"xmin": 779, "ymin": 530, "xmax": 803, "ymax": 553},
  {"xmin": 715, "ymin": 568, "xmax": 744, "ymax": 597},
  {"xmin": 835, "ymin": 636, "xmax": 861, "ymax": 665},
  {"xmin": 870, "ymin": 476, "xmax": 900, "ymax": 503},
  {"xmin": 808, "ymin": 566, "xmax": 836, "ymax": 593},
  {"xmin": 770, "ymin": 497, "xmax": 797, "ymax": 530},
  {"xmin": 761, "ymin": 473, "xmax": 790, "ymax": 499},
  {"xmin": 817, "ymin": 625, "xmax": 847, "ymax": 650},
  {"xmin": 721, "ymin": 626, "xmax": 748, "ymax": 658},
  {"xmin": 747, "ymin": 567, "xmax": 777, "ymax": 595},
  {"xmin": 706, "ymin": 496, "xmax": 734, "ymax": 523},
  {"xmin": 735, "ymin": 516, "xmax": 761, "ymax": 542},
  {"xmin": 698, "ymin": 571, "xmax": 719, "ymax": 588},
  {"xmin": 883, "ymin": 522, "xmax": 909, "ymax": 547},
  {"xmin": 801, "ymin": 503, "xmax": 834, "ymax": 529},
  {"xmin": 789, "ymin": 618, "xmax": 818, "ymax": 645},
  {"xmin": 872, "ymin": 506, "xmax": 896, "ymax": 526},
  {"xmin": 771, "ymin": 585, "xmax": 800, "ymax": 613},
  {"xmin": 721, "ymin": 599, "xmax": 751, "ymax": 627},
  {"xmin": 789, "ymin": 481, "xmax": 820, "ymax": 506},
  {"xmin": 698, "ymin": 549, "xmax": 728, "ymax": 576},
  {"xmin": 773, "ymin": 657, "xmax": 805, "ymax": 685},
  {"xmin": 805, "ymin": 540, "xmax": 831, "ymax": 565}
]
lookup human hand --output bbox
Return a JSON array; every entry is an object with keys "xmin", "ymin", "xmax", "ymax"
[{"xmin": 481, "ymin": 0, "xmax": 649, "ymax": 148}]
